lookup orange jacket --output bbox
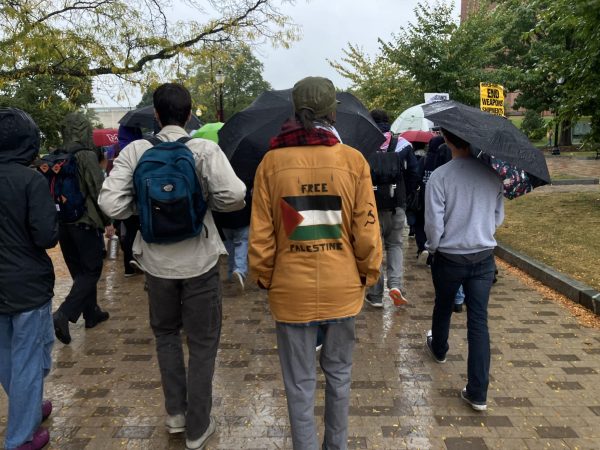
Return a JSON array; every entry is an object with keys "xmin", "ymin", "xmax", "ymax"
[{"xmin": 249, "ymin": 143, "xmax": 382, "ymax": 323}]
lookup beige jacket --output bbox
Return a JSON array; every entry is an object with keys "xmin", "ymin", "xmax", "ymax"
[
  {"xmin": 249, "ymin": 143, "xmax": 382, "ymax": 323},
  {"xmin": 98, "ymin": 125, "xmax": 246, "ymax": 279}
]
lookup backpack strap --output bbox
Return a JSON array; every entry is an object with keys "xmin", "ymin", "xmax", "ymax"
[
  {"xmin": 387, "ymin": 135, "xmax": 398, "ymax": 153},
  {"xmin": 146, "ymin": 136, "xmax": 163, "ymax": 146},
  {"xmin": 176, "ymin": 136, "xmax": 192, "ymax": 145}
]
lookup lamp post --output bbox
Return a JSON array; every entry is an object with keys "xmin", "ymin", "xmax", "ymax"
[
  {"xmin": 552, "ymin": 77, "xmax": 565, "ymax": 156},
  {"xmin": 215, "ymin": 69, "xmax": 225, "ymax": 122}
]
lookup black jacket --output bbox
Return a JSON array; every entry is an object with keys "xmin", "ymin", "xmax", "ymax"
[{"xmin": 0, "ymin": 108, "xmax": 59, "ymax": 314}]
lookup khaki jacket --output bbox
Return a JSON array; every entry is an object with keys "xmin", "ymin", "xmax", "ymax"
[
  {"xmin": 249, "ymin": 143, "xmax": 382, "ymax": 323},
  {"xmin": 98, "ymin": 126, "xmax": 246, "ymax": 279}
]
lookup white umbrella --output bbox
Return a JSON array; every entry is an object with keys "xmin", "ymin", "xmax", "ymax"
[{"xmin": 391, "ymin": 103, "xmax": 434, "ymax": 133}]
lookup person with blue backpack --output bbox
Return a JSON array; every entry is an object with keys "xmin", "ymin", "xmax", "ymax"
[
  {"xmin": 0, "ymin": 108, "xmax": 57, "ymax": 450},
  {"xmin": 46, "ymin": 112, "xmax": 112, "ymax": 345},
  {"xmin": 98, "ymin": 83, "xmax": 246, "ymax": 450}
]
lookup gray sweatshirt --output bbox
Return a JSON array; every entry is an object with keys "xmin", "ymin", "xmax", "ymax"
[{"xmin": 425, "ymin": 156, "xmax": 504, "ymax": 254}]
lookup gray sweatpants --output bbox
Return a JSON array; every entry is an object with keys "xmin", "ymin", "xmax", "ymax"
[
  {"xmin": 145, "ymin": 264, "xmax": 221, "ymax": 441},
  {"xmin": 276, "ymin": 318, "xmax": 356, "ymax": 450},
  {"xmin": 367, "ymin": 207, "xmax": 405, "ymax": 300}
]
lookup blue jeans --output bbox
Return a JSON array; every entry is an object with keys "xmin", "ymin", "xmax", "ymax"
[
  {"xmin": 0, "ymin": 302, "xmax": 54, "ymax": 449},
  {"xmin": 455, "ymin": 285, "xmax": 465, "ymax": 305},
  {"xmin": 430, "ymin": 253, "xmax": 495, "ymax": 402},
  {"xmin": 367, "ymin": 208, "xmax": 405, "ymax": 301},
  {"xmin": 222, "ymin": 226, "xmax": 249, "ymax": 279}
]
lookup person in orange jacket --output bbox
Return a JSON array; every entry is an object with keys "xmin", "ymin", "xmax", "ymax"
[{"xmin": 249, "ymin": 76, "xmax": 382, "ymax": 450}]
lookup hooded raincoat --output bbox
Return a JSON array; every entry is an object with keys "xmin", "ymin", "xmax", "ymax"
[{"xmin": 0, "ymin": 108, "xmax": 58, "ymax": 314}]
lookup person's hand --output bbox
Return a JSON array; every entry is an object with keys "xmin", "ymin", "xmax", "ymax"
[{"xmin": 105, "ymin": 225, "xmax": 116, "ymax": 238}]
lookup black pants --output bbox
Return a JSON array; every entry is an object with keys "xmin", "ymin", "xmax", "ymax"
[
  {"xmin": 145, "ymin": 264, "xmax": 222, "ymax": 440},
  {"xmin": 120, "ymin": 216, "xmax": 140, "ymax": 273},
  {"xmin": 414, "ymin": 209, "xmax": 427, "ymax": 253},
  {"xmin": 58, "ymin": 223, "xmax": 104, "ymax": 323}
]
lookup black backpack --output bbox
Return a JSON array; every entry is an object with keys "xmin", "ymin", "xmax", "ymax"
[{"xmin": 367, "ymin": 136, "xmax": 407, "ymax": 211}]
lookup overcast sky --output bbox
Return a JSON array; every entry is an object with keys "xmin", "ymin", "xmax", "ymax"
[{"xmin": 93, "ymin": 0, "xmax": 459, "ymax": 107}]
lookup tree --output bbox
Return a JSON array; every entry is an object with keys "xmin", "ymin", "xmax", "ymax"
[
  {"xmin": 329, "ymin": 44, "xmax": 421, "ymax": 120},
  {"xmin": 331, "ymin": 1, "xmax": 503, "ymax": 117},
  {"xmin": 186, "ymin": 44, "xmax": 272, "ymax": 122},
  {"xmin": 0, "ymin": 1, "xmax": 297, "ymax": 86},
  {"xmin": 0, "ymin": 75, "xmax": 93, "ymax": 148}
]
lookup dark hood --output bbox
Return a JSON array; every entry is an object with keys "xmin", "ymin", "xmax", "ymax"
[
  {"xmin": 118, "ymin": 125, "xmax": 143, "ymax": 149},
  {"xmin": 61, "ymin": 112, "xmax": 94, "ymax": 152},
  {"xmin": 427, "ymin": 136, "xmax": 445, "ymax": 154},
  {"xmin": 0, "ymin": 107, "xmax": 41, "ymax": 165},
  {"xmin": 375, "ymin": 121, "xmax": 391, "ymax": 133}
]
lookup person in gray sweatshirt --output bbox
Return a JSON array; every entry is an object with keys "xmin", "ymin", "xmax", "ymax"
[{"xmin": 424, "ymin": 128, "xmax": 504, "ymax": 412}]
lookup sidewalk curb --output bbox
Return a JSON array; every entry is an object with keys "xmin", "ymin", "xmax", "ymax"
[
  {"xmin": 495, "ymin": 243, "xmax": 600, "ymax": 316},
  {"xmin": 551, "ymin": 178, "xmax": 599, "ymax": 185}
]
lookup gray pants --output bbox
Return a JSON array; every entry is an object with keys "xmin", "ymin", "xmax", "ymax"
[
  {"xmin": 145, "ymin": 264, "xmax": 221, "ymax": 441},
  {"xmin": 276, "ymin": 319, "xmax": 356, "ymax": 450},
  {"xmin": 367, "ymin": 207, "xmax": 405, "ymax": 301}
]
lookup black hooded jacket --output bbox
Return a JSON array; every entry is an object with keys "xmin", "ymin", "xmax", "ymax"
[{"xmin": 0, "ymin": 108, "xmax": 58, "ymax": 314}]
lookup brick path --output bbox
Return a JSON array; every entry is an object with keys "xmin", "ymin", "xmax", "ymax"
[{"xmin": 1, "ymin": 243, "xmax": 600, "ymax": 449}]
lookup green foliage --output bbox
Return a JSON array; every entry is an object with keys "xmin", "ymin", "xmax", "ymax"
[
  {"xmin": 520, "ymin": 110, "xmax": 546, "ymax": 141},
  {"xmin": 186, "ymin": 44, "xmax": 271, "ymax": 122},
  {"xmin": 0, "ymin": 75, "xmax": 93, "ymax": 148},
  {"xmin": 0, "ymin": 1, "xmax": 298, "ymax": 94}
]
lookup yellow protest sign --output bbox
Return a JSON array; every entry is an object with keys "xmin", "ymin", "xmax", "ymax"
[{"xmin": 480, "ymin": 83, "xmax": 505, "ymax": 116}]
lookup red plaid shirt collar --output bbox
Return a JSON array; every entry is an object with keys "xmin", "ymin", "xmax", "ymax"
[{"xmin": 268, "ymin": 119, "xmax": 340, "ymax": 150}]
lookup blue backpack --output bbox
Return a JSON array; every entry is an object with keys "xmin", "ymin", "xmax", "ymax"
[
  {"xmin": 133, "ymin": 136, "xmax": 208, "ymax": 244},
  {"xmin": 38, "ymin": 149, "xmax": 87, "ymax": 223}
]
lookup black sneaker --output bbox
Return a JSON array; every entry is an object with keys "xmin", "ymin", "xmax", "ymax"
[
  {"xmin": 85, "ymin": 308, "xmax": 110, "ymax": 329},
  {"xmin": 365, "ymin": 296, "xmax": 383, "ymax": 308},
  {"xmin": 461, "ymin": 388, "xmax": 487, "ymax": 411},
  {"xmin": 53, "ymin": 311, "xmax": 71, "ymax": 345},
  {"xmin": 453, "ymin": 303, "xmax": 463, "ymax": 313},
  {"xmin": 425, "ymin": 330, "xmax": 446, "ymax": 363}
]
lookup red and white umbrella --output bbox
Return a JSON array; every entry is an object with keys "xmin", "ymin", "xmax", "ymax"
[{"xmin": 400, "ymin": 130, "xmax": 435, "ymax": 144}]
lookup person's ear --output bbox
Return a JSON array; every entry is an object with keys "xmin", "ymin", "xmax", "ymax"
[{"xmin": 154, "ymin": 109, "xmax": 163, "ymax": 128}]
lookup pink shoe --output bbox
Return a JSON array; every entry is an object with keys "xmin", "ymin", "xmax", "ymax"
[
  {"xmin": 15, "ymin": 427, "xmax": 49, "ymax": 450},
  {"xmin": 41, "ymin": 400, "xmax": 52, "ymax": 421}
]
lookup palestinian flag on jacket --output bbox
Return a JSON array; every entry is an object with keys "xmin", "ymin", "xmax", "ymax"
[{"xmin": 280, "ymin": 195, "xmax": 342, "ymax": 241}]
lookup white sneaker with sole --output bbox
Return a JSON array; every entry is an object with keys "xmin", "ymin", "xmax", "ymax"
[
  {"xmin": 165, "ymin": 413, "xmax": 185, "ymax": 434},
  {"xmin": 186, "ymin": 416, "xmax": 216, "ymax": 449},
  {"xmin": 417, "ymin": 250, "xmax": 429, "ymax": 265},
  {"xmin": 233, "ymin": 271, "xmax": 245, "ymax": 293},
  {"xmin": 389, "ymin": 288, "xmax": 408, "ymax": 306}
]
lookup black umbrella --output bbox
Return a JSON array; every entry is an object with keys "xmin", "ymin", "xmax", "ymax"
[
  {"xmin": 118, "ymin": 105, "xmax": 202, "ymax": 132},
  {"xmin": 422, "ymin": 100, "xmax": 551, "ymax": 186},
  {"xmin": 218, "ymin": 89, "xmax": 384, "ymax": 182}
]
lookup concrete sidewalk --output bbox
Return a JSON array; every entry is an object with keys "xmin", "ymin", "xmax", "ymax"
[{"xmin": 1, "ymin": 245, "xmax": 599, "ymax": 449}]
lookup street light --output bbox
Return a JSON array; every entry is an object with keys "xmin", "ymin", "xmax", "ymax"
[
  {"xmin": 215, "ymin": 69, "xmax": 225, "ymax": 122},
  {"xmin": 552, "ymin": 77, "xmax": 566, "ymax": 155}
]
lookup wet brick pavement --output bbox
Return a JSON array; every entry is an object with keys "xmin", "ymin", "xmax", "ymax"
[{"xmin": 1, "ymin": 242, "xmax": 600, "ymax": 449}]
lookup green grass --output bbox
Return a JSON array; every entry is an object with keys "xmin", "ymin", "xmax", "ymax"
[{"xmin": 496, "ymin": 191, "xmax": 600, "ymax": 291}]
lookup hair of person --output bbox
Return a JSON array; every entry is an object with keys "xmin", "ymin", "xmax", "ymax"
[
  {"xmin": 295, "ymin": 109, "xmax": 334, "ymax": 132},
  {"xmin": 153, "ymin": 83, "xmax": 192, "ymax": 127},
  {"xmin": 441, "ymin": 128, "xmax": 470, "ymax": 150},
  {"xmin": 369, "ymin": 109, "xmax": 389, "ymax": 124}
]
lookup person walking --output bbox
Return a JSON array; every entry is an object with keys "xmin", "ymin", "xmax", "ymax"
[
  {"xmin": 99, "ymin": 83, "xmax": 246, "ymax": 450},
  {"xmin": 249, "ymin": 76, "xmax": 382, "ymax": 450},
  {"xmin": 52, "ymin": 112, "xmax": 112, "ymax": 345},
  {"xmin": 0, "ymin": 108, "xmax": 58, "ymax": 450},
  {"xmin": 213, "ymin": 182, "xmax": 252, "ymax": 292},
  {"xmin": 365, "ymin": 109, "xmax": 419, "ymax": 308},
  {"xmin": 424, "ymin": 128, "xmax": 504, "ymax": 412}
]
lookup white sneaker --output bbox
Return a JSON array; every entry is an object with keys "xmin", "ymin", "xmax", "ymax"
[
  {"xmin": 165, "ymin": 413, "xmax": 185, "ymax": 434},
  {"xmin": 186, "ymin": 416, "xmax": 216, "ymax": 449},
  {"xmin": 417, "ymin": 250, "xmax": 429, "ymax": 265},
  {"xmin": 233, "ymin": 271, "xmax": 245, "ymax": 293}
]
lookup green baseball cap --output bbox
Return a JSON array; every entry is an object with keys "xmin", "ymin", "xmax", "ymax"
[{"xmin": 292, "ymin": 76, "xmax": 339, "ymax": 117}]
